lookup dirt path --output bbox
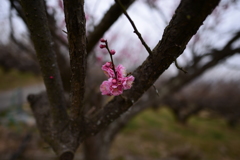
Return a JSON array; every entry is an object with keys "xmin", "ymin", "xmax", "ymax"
[{"xmin": 0, "ymin": 84, "xmax": 45, "ymax": 110}]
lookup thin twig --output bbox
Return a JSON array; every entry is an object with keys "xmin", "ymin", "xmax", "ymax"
[
  {"xmin": 104, "ymin": 41, "xmax": 118, "ymax": 78},
  {"xmin": 115, "ymin": 0, "xmax": 152, "ymax": 55},
  {"xmin": 152, "ymin": 84, "xmax": 160, "ymax": 97},
  {"xmin": 62, "ymin": 30, "xmax": 68, "ymax": 34},
  {"xmin": 175, "ymin": 60, "xmax": 187, "ymax": 73}
]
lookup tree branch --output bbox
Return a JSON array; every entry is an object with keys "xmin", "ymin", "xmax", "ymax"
[
  {"xmin": 175, "ymin": 59, "xmax": 187, "ymax": 73},
  {"xmin": 102, "ymin": 43, "xmax": 240, "ymax": 142},
  {"xmin": 87, "ymin": 0, "xmax": 135, "ymax": 53},
  {"xmin": 20, "ymin": 0, "xmax": 68, "ymax": 123},
  {"xmin": 63, "ymin": 0, "xmax": 87, "ymax": 121},
  {"xmin": 85, "ymin": 0, "xmax": 221, "ymax": 135},
  {"xmin": 20, "ymin": 0, "xmax": 75, "ymax": 157},
  {"xmin": 27, "ymin": 93, "xmax": 78, "ymax": 159},
  {"xmin": 115, "ymin": 0, "xmax": 152, "ymax": 55}
]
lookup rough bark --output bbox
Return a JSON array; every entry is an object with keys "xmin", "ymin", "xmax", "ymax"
[
  {"xmin": 85, "ymin": 0, "xmax": 221, "ymax": 135},
  {"xmin": 23, "ymin": 0, "xmax": 221, "ymax": 159},
  {"xmin": 103, "ymin": 31, "xmax": 240, "ymax": 140},
  {"xmin": 81, "ymin": 22, "xmax": 240, "ymax": 160},
  {"xmin": 27, "ymin": 92, "xmax": 80, "ymax": 159},
  {"xmin": 63, "ymin": 0, "xmax": 87, "ymax": 121},
  {"xmin": 20, "ymin": 0, "xmax": 68, "ymax": 122},
  {"xmin": 20, "ymin": 0, "xmax": 75, "ymax": 157},
  {"xmin": 46, "ymin": 9, "xmax": 71, "ymax": 92},
  {"xmin": 84, "ymin": 132, "xmax": 111, "ymax": 160}
]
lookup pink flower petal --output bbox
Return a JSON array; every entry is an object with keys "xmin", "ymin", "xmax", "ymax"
[
  {"xmin": 102, "ymin": 62, "xmax": 115, "ymax": 78},
  {"xmin": 116, "ymin": 64, "xmax": 126, "ymax": 78},
  {"xmin": 100, "ymin": 80, "xmax": 112, "ymax": 96},
  {"xmin": 122, "ymin": 76, "xmax": 135, "ymax": 90}
]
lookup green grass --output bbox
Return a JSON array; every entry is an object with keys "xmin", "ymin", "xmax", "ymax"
[
  {"xmin": 111, "ymin": 107, "xmax": 240, "ymax": 160},
  {"xmin": 1, "ymin": 69, "xmax": 240, "ymax": 160},
  {"xmin": 0, "ymin": 67, "xmax": 42, "ymax": 91}
]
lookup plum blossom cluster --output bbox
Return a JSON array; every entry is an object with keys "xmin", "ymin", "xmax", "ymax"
[
  {"xmin": 99, "ymin": 39, "xmax": 135, "ymax": 96},
  {"xmin": 100, "ymin": 62, "xmax": 135, "ymax": 96}
]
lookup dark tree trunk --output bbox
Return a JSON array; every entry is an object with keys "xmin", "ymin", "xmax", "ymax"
[{"xmin": 84, "ymin": 132, "xmax": 111, "ymax": 160}]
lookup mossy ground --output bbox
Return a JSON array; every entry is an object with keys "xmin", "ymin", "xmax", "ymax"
[
  {"xmin": 111, "ymin": 108, "xmax": 240, "ymax": 160},
  {"xmin": 0, "ymin": 68, "xmax": 42, "ymax": 91},
  {"xmin": 0, "ymin": 69, "xmax": 239, "ymax": 160}
]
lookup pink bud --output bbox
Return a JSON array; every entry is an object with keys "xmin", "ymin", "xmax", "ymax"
[
  {"xmin": 110, "ymin": 49, "xmax": 116, "ymax": 55},
  {"xmin": 100, "ymin": 38, "xmax": 107, "ymax": 42},
  {"xmin": 112, "ymin": 79, "xmax": 117, "ymax": 84},
  {"xmin": 49, "ymin": 76, "xmax": 54, "ymax": 79},
  {"xmin": 100, "ymin": 44, "xmax": 106, "ymax": 49},
  {"xmin": 105, "ymin": 62, "xmax": 111, "ymax": 67}
]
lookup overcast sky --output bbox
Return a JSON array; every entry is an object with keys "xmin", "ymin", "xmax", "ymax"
[{"xmin": 0, "ymin": 0, "xmax": 239, "ymax": 80}]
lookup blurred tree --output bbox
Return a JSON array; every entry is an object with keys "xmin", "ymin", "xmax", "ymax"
[{"xmin": 2, "ymin": 0, "xmax": 240, "ymax": 159}]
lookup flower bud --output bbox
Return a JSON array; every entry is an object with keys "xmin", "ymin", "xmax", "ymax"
[
  {"xmin": 110, "ymin": 49, "xmax": 116, "ymax": 55},
  {"xmin": 112, "ymin": 79, "xmax": 117, "ymax": 84},
  {"xmin": 100, "ymin": 38, "xmax": 107, "ymax": 42},
  {"xmin": 105, "ymin": 62, "xmax": 111, "ymax": 67},
  {"xmin": 100, "ymin": 44, "xmax": 106, "ymax": 49}
]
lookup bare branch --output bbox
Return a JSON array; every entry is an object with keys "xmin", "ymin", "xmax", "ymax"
[
  {"xmin": 87, "ymin": 0, "xmax": 135, "ymax": 53},
  {"xmin": 115, "ymin": 0, "xmax": 152, "ymax": 55},
  {"xmin": 27, "ymin": 93, "xmax": 78, "ymax": 159},
  {"xmin": 175, "ymin": 59, "xmax": 187, "ymax": 73},
  {"xmin": 152, "ymin": 84, "xmax": 160, "ymax": 97},
  {"xmin": 63, "ymin": 0, "xmax": 87, "ymax": 121},
  {"xmin": 225, "ymin": 31, "xmax": 240, "ymax": 49},
  {"xmin": 147, "ymin": 2, "xmax": 169, "ymax": 25},
  {"xmin": 20, "ymin": 0, "xmax": 68, "ymax": 126},
  {"xmin": 85, "ymin": 0, "xmax": 221, "ymax": 135},
  {"xmin": 102, "ymin": 41, "xmax": 240, "ymax": 143}
]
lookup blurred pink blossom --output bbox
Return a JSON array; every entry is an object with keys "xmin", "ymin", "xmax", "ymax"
[
  {"xmin": 58, "ymin": 0, "xmax": 63, "ymax": 9},
  {"xmin": 99, "ymin": 39, "xmax": 134, "ymax": 96},
  {"xmin": 100, "ymin": 38, "xmax": 107, "ymax": 42},
  {"xmin": 100, "ymin": 44, "xmax": 106, "ymax": 49},
  {"xmin": 122, "ymin": 76, "xmax": 135, "ymax": 90},
  {"xmin": 110, "ymin": 49, "xmax": 116, "ymax": 55},
  {"xmin": 116, "ymin": 64, "xmax": 126, "ymax": 78},
  {"xmin": 100, "ymin": 78, "xmax": 123, "ymax": 96},
  {"xmin": 100, "ymin": 80, "xmax": 112, "ymax": 96},
  {"xmin": 100, "ymin": 62, "xmax": 134, "ymax": 96},
  {"xmin": 110, "ymin": 79, "xmax": 124, "ymax": 96},
  {"xmin": 102, "ymin": 62, "xmax": 115, "ymax": 78}
]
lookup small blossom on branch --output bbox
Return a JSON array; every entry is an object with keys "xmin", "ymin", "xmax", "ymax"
[
  {"xmin": 100, "ymin": 38, "xmax": 107, "ymax": 42},
  {"xmin": 101, "ymin": 62, "xmax": 115, "ymax": 78},
  {"xmin": 99, "ymin": 38, "xmax": 135, "ymax": 96},
  {"xmin": 122, "ymin": 75, "xmax": 135, "ymax": 90},
  {"xmin": 110, "ymin": 49, "xmax": 116, "ymax": 55},
  {"xmin": 100, "ymin": 44, "xmax": 106, "ymax": 49}
]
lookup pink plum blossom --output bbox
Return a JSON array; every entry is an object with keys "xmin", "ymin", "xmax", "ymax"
[
  {"xmin": 110, "ymin": 49, "xmax": 116, "ymax": 55},
  {"xmin": 112, "ymin": 78, "xmax": 117, "ymax": 84},
  {"xmin": 116, "ymin": 64, "xmax": 126, "ymax": 78},
  {"xmin": 99, "ymin": 38, "xmax": 135, "ymax": 96},
  {"xmin": 100, "ymin": 80, "xmax": 111, "ymax": 96},
  {"xmin": 110, "ymin": 79, "xmax": 123, "ymax": 96},
  {"xmin": 100, "ymin": 38, "xmax": 107, "ymax": 42},
  {"xmin": 102, "ymin": 62, "xmax": 115, "ymax": 78},
  {"xmin": 100, "ymin": 44, "xmax": 106, "ymax": 49},
  {"xmin": 122, "ymin": 76, "xmax": 135, "ymax": 90},
  {"xmin": 100, "ymin": 78, "xmax": 124, "ymax": 96}
]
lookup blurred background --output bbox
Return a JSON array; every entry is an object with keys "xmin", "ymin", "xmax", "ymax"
[{"xmin": 0, "ymin": 0, "xmax": 240, "ymax": 159}]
